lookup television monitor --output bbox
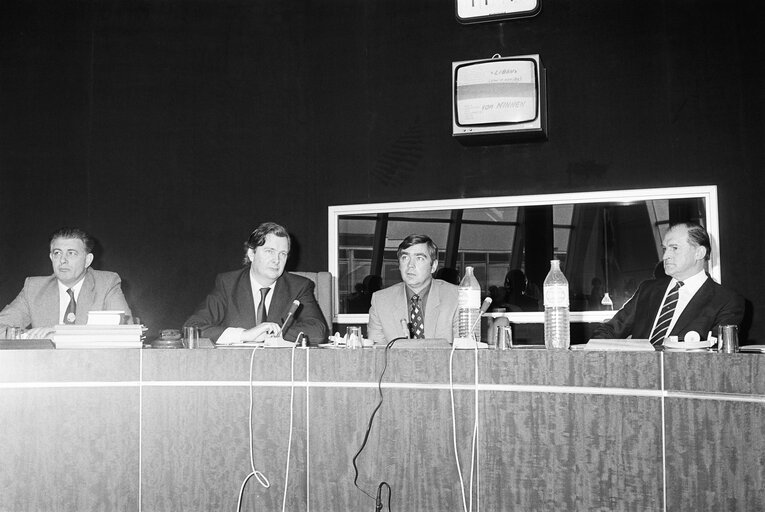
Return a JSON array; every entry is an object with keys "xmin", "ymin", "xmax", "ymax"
[
  {"xmin": 452, "ymin": 54, "xmax": 547, "ymax": 144},
  {"xmin": 455, "ymin": 0, "xmax": 541, "ymax": 24}
]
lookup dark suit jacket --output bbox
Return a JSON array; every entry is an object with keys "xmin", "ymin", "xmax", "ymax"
[
  {"xmin": 592, "ymin": 276, "xmax": 745, "ymax": 341},
  {"xmin": 184, "ymin": 268, "xmax": 328, "ymax": 345},
  {"xmin": 0, "ymin": 268, "xmax": 132, "ymax": 329}
]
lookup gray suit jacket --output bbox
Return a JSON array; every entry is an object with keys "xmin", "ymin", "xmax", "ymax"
[
  {"xmin": 367, "ymin": 279, "xmax": 459, "ymax": 344},
  {"xmin": 0, "ymin": 268, "xmax": 132, "ymax": 329}
]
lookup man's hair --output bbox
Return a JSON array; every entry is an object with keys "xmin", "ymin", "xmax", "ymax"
[
  {"xmin": 49, "ymin": 227, "xmax": 94, "ymax": 253},
  {"xmin": 397, "ymin": 234, "xmax": 438, "ymax": 262},
  {"xmin": 670, "ymin": 221, "xmax": 711, "ymax": 261},
  {"xmin": 242, "ymin": 222, "xmax": 291, "ymax": 265}
]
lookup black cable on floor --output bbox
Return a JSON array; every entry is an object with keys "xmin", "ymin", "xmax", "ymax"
[{"xmin": 351, "ymin": 337, "xmax": 405, "ymax": 502}]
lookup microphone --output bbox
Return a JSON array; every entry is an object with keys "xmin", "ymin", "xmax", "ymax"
[
  {"xmin": 468, "ymin": 297, "xmax": 493, "ymax": 334},
  {"xmin": 281, "ymin": 300, "xmax": 301, "ymax": 336},
  {"xmin": 400, "ymin": 319, "xmax": 410, "ymax": 338}
]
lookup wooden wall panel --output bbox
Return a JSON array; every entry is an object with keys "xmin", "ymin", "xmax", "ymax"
[
  {"xmin": 664, "ymin": 352, "xmax": 765, "ymax": 395},
  {"xmin": 141, "ymin": 349, "xmax": 309, "ymax": 512},
  {"xmin": 480, "ymin": 392, "xmax": 663, "ymax": 511},
  {"xmin": 0, "ymin": 387, "xmax": 139, "ymax": 512},
  {"xmin": 2, "ymin": 349, "xmax": 764, "ymax": 510},
  {"xmin": 665, "ymin": 398, "xmax": 765, "ymax": 511}
]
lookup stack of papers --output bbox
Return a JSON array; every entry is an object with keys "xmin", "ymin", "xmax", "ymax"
[
  {"xmin": 52, "ymin": 324, "xmax": 144, "ymax": 349},
  {"xmin": 740, "ymin": 345, "xmax": 765, "ymax": 353},
  {"xmin": 581, "ymin": 339, "xmax": 656, "ymax": 351},
  {"xmin": 663, "ymin": 337, "xmax": 716, "ymax": 350},
  {"xmin": 86, "ymin": 310, "xmax": 126, "ymax": 325}
]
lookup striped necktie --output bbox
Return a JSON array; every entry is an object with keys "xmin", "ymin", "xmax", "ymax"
[{"xmin": 649, "ymin": 282, "xmax": 683, "ymax": 345}]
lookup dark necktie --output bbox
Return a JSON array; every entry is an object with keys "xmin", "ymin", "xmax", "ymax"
[
  {"xmin": 409, "ymin": 294, "xmax": 424, "ymax": 339},
  {"xmin": 649, "ymin": 281, "xmax": 684, "ymax": 345},
  {"xmin": 256, "ymin": 287, "xmax": 270, "ymax": 325},
  {"xmin": 64, "ymin": 288, "xmax": 76, "ymax": 324}
]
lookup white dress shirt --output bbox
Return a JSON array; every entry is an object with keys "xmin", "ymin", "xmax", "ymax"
[
  {"xmin": 649, "ymin": 269, "xmax": 709, "ymax": 338},
  {"xmin": 216, "ymin": 274, "xmax": 276, "ymax": 344},
  {"xmin": 57, "ymin": 278, "xmax": 84, "ymax": 324}
]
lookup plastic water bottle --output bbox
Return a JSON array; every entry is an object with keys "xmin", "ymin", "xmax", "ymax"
[
  {"xmin": 543, "ymin": 259, "xmax": 570, "ymax": 350},
  {"xmin": 458, "ymin": 266, "xmax": 481, "ymax": 341}
]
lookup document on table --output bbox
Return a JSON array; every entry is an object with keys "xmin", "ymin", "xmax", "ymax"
[{"xmin": 578, "ymin": 339, "xmax": 655, "ymax": 351}]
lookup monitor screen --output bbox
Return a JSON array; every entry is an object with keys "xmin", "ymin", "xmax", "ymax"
[{"xmin": 452, "ymin": 54, "xmax": 546, "ymax": 142}]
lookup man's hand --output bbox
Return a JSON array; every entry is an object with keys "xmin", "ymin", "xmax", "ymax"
[
  {"xmin": 240, "ymin": 322, "xmax": 281, "ymax": 342},
  {"xmin": 23, "ymin": 326, "xmax": 55, "ymax": 339}
]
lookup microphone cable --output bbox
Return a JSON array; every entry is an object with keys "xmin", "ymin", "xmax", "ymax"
[
  {"xmin": 279, "ymin": 332, "xmax": 301, "ymax": 512},
  {"xmin": 237, "ymin": 344, "xmax": 270, "ymax": 512},
  {"xmin": 236, "ymin": 332, "xmax": 303, "ymax": 512},
  {"xmin": 376, "ymin": 481, "xmax": 392, "ymax": 512},
  {"xmin": 351, "ymin": 337, "xmax": 405, "ymax": 505},
  {"xmin": 449, "ymin": 304, "xmax": 488, "ymax": 512}
]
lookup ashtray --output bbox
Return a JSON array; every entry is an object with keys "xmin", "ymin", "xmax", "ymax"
[{"xmin": 151, "ymin": 329, "xmax": 184, "ymax": 349}]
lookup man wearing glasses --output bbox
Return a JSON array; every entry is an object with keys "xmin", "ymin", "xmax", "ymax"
[{"xmin": 185, "ymin": 222, "xmax": 328, "ymax": 345}]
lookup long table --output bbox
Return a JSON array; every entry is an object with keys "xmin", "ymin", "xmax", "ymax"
[{"xmin": 1, "ymin": 347, "xmax": 763, "ymax": 511}]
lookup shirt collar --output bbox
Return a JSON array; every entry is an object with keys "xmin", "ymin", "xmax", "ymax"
[
  {"xmin": 671, "ymin": 269, "xmax": 708, "ymax": 295},
  {"xmin": 58, "ymin": 276, "xmax": 85, "ymax": 299},
  {"xmin": 405, "ymin": 280, "xmax": 432, "ymax": 302},
  {"xmin": 249, "ymin": 271, "xmax": 277, "ymax": 292}
]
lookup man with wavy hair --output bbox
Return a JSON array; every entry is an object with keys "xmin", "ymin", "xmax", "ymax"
[{"xmin": 185, "ymin": 222, "xmax": 328, "ymax": 345}]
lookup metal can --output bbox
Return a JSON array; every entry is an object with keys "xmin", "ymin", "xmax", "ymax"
[
  {"xmin": 496, "ymin": 325, "xmax": 513, "ymax": 350},
  {"xmin": 719, "ymin": 325, "xmax": 739, "ymax": 354}
]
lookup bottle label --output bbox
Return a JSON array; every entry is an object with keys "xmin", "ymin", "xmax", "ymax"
[
  {"xmin": 458, "ymin": 289, "xmax": 481, "ymax": 309},
  {"xmin": 544, "ymin": 285, "xmax": 569, "ymax": 307}
]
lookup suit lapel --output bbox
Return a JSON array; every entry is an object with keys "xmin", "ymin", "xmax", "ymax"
[
  {"xmin": 235, "ymin": 269, "xmax": 257, "ymax": 326},
  {"xmin": 389, "ymin": 284, "xmax": 408, "ymax": 335},
  {"xmin": 424, "ymin": 281, "xmax": 441, "ymax": 339},
  {"xmin": 41, "ymin": 277, "xmax": 61, "ymax": 327},
  {"xmin": 635, "ymin": 278, "xmax": 669, "ymax": 337},
  {"xmin": 648, "ymin": 278, "xmax": 670, "ymax": 315},
  {"xmin": 267, "ymin": 274, "xmax": 291, "ymax": 324},
  {"xmin": 672, "ymin": 278, "xmax": 713, "ymax": 334},
  {"xmin": 75, "ymin": 270, "xmax": 96, "ymax": 325}
]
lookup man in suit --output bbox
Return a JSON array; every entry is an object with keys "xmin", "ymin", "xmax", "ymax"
[
  {"xmin": 591, "ymin": 222, "xmax": 744, "ymax": 344},
  {"xmin": 185, "ymin": 222, "xmax": 328, "ymax": 345},
  {"xmin": 367, "ymin": 234, "xmax": 459, "ymax": 344},
  {"xmin": 0, "ymin": 227, "xmax": 132, "ymax": 339}
]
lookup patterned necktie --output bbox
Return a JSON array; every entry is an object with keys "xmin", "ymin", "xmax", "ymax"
[
  {"xmin": 64, "ymin": 288, "xmax": 77, "ymax": 324},
  {"xmin": 257, "ymin": 287, "xmax": 270, "ymax": 324},
  {"xmin": 649, "ymin": 281, "xmax": 684, "ymax": 345},
  {"xmin": 409, "ymin": 294, "xmax": 424, "ymax": 339}
]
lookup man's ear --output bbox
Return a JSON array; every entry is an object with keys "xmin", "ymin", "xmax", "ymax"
[
  {"xmin": 85, "ymin": 253, "xmax": 94, "ymax": 268},
  {"xmin": 246, "ymin": 248, "xmax": 255, "ymax": 262},
  {"xmin": 430, "ymin": 260, "xmax": 438, "ymax": 274}
]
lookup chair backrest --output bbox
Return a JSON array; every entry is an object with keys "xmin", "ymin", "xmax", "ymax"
[{"xmin": 291, "ymin": 271, "xmax": 333, "ymax": 328}]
